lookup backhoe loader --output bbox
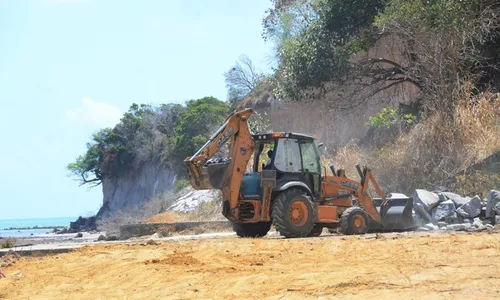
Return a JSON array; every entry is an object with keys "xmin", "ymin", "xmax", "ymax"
[{"xmin": 184, "ymin": 108, "xmax": 415, "ymax": 238}]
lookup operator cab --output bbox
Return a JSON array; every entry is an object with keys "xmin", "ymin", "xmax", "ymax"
[{"xmin": 240, "ymin": 132, "xmax": 323, "ymax": 201}]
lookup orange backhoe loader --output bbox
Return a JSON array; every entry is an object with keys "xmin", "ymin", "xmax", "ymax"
[{"xmin": 184, "ymin": 108, "xmax": 415, "ymax": 238}]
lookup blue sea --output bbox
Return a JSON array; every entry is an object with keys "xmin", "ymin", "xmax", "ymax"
[{"xmin": 0, "ymin": 217, "xmax": 75, "ymax": 238}]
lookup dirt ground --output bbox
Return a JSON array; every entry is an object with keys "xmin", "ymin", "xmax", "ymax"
[{"xmin": 1, "ymin": 231, "xmax": 499, "ymax": 300}]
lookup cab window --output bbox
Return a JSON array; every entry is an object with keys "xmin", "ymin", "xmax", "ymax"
[
  {"xmin": 273, "ymin": 138, "xmax": 301, "ymax": 173},
  {"xmin": 299, "ymin": 140, "xmax": 320, "ymax": 173}
]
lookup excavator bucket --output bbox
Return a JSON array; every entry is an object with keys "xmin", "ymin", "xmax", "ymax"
[{"xmin": 369, "ymin": 194, "xmax": 418, "ymax": 232}]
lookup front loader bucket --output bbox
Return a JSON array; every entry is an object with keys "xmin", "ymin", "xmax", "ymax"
[{"xmin": 369, "ymin": 195, "xmax": 418, "ymax": 232}]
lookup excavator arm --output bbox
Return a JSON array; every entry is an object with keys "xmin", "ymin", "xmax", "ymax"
[
  {"xmin": 327, "ymin": 164, "xmax": 389, "ymax": 224},
  {"xmin": 354, "ymin": 165, "xmax": 386, "ymax": 223},
  {"xmin": 184, "ymin": 108, "xmax": 255, "ymax": 220}
]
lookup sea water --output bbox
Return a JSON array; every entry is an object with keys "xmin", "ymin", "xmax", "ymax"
[{"xmin": 0, "ymin": 217, "xmax": 75, "ymax": 238}]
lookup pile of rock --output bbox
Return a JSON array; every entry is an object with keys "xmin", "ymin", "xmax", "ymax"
[
  {"xmin": 413, "ymin": 189, "xmax": 500, "ymax": 231},
  {"xmin": 55, "ymin": 216, "xmax": 97, "ymax": 234}
]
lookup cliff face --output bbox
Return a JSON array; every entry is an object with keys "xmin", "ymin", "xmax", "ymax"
[{"xmin": 97, "ymin": 162, "xmax": 177, "ymax": 219}]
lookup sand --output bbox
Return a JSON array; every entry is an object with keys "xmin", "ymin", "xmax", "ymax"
[
  {"xmin": 143, "ymin": 211, "xmax": 187, "ymax": 224},
  {"xmin": 1, "ymin": 231, "xmax": 499, "ymax": 299}
]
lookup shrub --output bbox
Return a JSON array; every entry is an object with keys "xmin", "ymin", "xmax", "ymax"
[
  {"xmin": 0, "ymin": 238, "xmax": 16, "ymax": 249},
  {"xmin": 366, "ymin": 107, "xmax": 416, "ymax": 129},
  {"xmin": 173, "ymin": 179, "xmax": 190, "ymax": 193}
]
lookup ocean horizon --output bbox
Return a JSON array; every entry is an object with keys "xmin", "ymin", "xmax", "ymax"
[{"xmin": 0, "ymin": 217, "xmax": 76, "ymax": 238}]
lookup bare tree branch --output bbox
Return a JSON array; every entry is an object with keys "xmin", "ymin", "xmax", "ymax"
[{"xmin": 224, "ymin": 54, "xmax": 265, "ymax": 104}]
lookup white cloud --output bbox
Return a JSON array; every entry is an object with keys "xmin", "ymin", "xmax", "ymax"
[{"xmin": 66, "ymin": 97, "xmax": 122, "ymax": 128}]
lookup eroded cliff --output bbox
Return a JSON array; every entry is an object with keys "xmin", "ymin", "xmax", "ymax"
[{"xmin": 96, "ymin": 162, "xmax": 177, "ymax": 219}]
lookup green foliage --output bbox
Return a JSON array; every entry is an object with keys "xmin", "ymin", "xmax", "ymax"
[
  {"xmin": 375, "ymin": 0, "xmax": 479, "ymax": 29},
  {"xmin": 262, "ymin": 0, "xmax": 320, "ymax": 63},
  {"xmin": 372, "ymin": 0, "xmax": 500, "ymax": 113},
  {"xmin": 269, "ymin": 0, "xmax": 387, "ymax": 100},
  {"xmin": 366, "ymin": 107, "xmax": 416, "ymax": 129},
  {"xmin": 173, "ymin": 179, "xmax": 190, "ymax": 193},
  {"xmin": 166, "ymin": 97, "xmax": 230, "ymax": 176},
  {"xmin": 264, "ymin": 0, "xmax": 500, "ymax": 107},
  {"xmin": 67, "ymin": 128, "xmax": 113, "ymax": 186},
  {"xmin": 276, "ymin": 24, "xmax": 352, "ymax": 99},
  {"xmin": 68, "ymin": 97, "xmax": 230, "ymax": 187},
  {"xmin": 67, "ymin": 103, "xmax": 167, "ymax": 186}
]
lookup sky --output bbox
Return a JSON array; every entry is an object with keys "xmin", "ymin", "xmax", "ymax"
[{"xmin": 0, "ymin": 0, "xmax": 275, "ymax": 220}]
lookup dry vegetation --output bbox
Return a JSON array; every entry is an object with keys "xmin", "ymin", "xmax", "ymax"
[
  {"xmin": 182, "ymin": 201, "xmax": 226, "ymax": 222},
  {"xmin": 96, "ymin": 188, "xmax": 227, "ymax": 237},
  {"xmin": 0, "ymin": 251, "xmax": 21, "ymax": 269},
  {"xmin": 0, "ymin": 239, "xmax": 16, "ymax": 249},
  {"xmin": 143, "ymin": 211, "xmax": 187, "ymax": 224},
  {"xmin": 322, "ymin": 90, "xmax": 500, "ymax": 195}
]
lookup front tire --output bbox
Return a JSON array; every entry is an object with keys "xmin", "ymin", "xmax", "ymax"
[
  {"xmin": 232, "ymin": 222, "xmax": 271, "ymax": 238},
  {"xmin": 272, "ymin": 188, "xmax": 316, "ymax": 238},
  {"xmin": 340, "ymin": 206, "xmax": 370, "ymax": 235}
]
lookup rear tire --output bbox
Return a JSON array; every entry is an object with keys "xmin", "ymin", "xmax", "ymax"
[
  {"xmin": 232, "ymin": 222, "xmax": 271, "ymax": 238},
  {"xmin": 340, "ymin": 206, "xmax": 370, "ymax": 235},
  {"xmin": 272, "ymin": 188, "xmax": 316, "ymax": 238}
]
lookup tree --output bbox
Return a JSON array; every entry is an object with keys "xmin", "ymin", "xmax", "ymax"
[
  {"xmin": 67, "ymin": 128, "xmax": 112, "ymax": 187},
  {"xmin": 262, "ymin": 0, "xmax": 319, "ymax": 65},
  {"xmin": 166, "ymin": 97, "xmax": 230, "ymax": 176},
  {"xmin": 224, "ymin": 55, "xmax": 265, "ymax": 108},
  {"xmin": 67, "ymin": 99, "xmax": 221, "ymax": 187},
  {"xmin": 264, "ymin": 0, "xmax": 500, "ymax": 115},
  {"xmin": 266, "ymin": 0, "xmax": 387, "ymax": 100},
  {"xmin": 369, "ymin": 0, "xmax": 500, "ymax": 114}
]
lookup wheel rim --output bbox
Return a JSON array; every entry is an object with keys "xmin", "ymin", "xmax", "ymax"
[
  {"xmin": 352, "ymin": 214, "xmax": 365, "ymax": 230},
  {"xmin": 289, "ymin": 200, "xmax": 308, "ymax": 227}
]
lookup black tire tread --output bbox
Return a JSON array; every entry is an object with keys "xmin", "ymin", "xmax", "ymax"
[
  {"xmin": 272, "ymin": 188, "xmax": 316, "ymax": 238},
  {"xmin": 307, "ymin": 225, "xmax": 323, "ymax": 237},
  {"xmin": 232, "ymin": 222, "xmax": 271, "ymax": 238},
  {"xmin": 340, "ymin": 206, "xmax": 369, "ymax": 235}
]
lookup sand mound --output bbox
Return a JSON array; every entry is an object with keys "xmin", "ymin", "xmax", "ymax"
[{"xmin": 143, "ymin": 211, "xmax": 187, "ymax": 224}]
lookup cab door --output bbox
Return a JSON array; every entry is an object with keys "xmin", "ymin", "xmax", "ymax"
[{"xmin": 299, "ymin": 140, "xmax": 322, "ymax": 199}]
